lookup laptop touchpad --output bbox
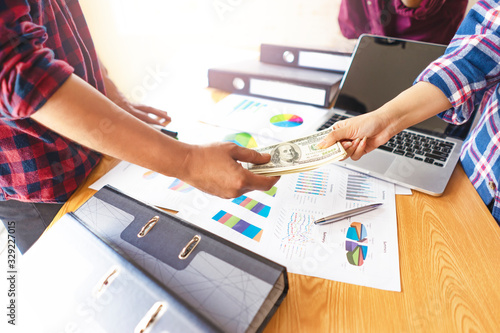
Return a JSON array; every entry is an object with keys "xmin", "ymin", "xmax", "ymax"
[{"xmin": 342, "ymin": 152, "xmax": 396, "ymax": 174}]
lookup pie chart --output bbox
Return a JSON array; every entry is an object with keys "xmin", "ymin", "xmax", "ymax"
[
  {"xmin": 223, "ymin": 132, "xmax": 258, "ymax": 148},
  {"xmin": 270, "ymin": 114, "xmax": 304, "ymax": 127},
  {"xmin": 345, "ymin": 222, "xmax": 368, "ymax": 266}
]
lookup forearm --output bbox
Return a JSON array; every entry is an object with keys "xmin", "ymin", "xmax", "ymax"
[
  {"xmin": 31, "ymin": 74, "xmax": 189, "ymax": 179},
  {"xmin": 378, "ymin": 81, "xmax": 452, "ymax": 136},
  {"xmin": 319, "ymin": 81, "xmax": 454, "ymax": 160}
]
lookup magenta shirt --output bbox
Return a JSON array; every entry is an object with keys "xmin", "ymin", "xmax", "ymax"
[{"xmin": 338, "ymin": 0, "xmax": 469, "ymax": 44}]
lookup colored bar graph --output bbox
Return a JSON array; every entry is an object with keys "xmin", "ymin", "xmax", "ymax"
[
  {"xmin": 345, "ymin": 174, "xmax": 377, "ymax": 202},
  {"xmin": 263, "ymin": 186, "xmax": 277, "ymax": 197},
  {"xmin": 232, "ymin": 196, "xmax": 271, "ymax": 218},
  {"xmin": 212, "ymin": 210, "xmax": 263, "ymax": 242},
  {"xmin": 294, "ymin": 170, "xmax": 329, "ymax": 196},
  {"xmin": 233, "ymin": 99, "xmax": 266, "ymax": 112}
]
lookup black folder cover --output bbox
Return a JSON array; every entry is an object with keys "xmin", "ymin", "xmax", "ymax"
[
  {"xmin": 208, "ymin": 59, "xmax": 342, "ymax": 107},
  {"xmin": 74, "ymin": 185, "xmax": 288, "ymax": 333},
  {"xmin": 21, "ymin": 213, "xmax": 220, "ymax": 333},
  {"xmin": 260, "ymin": 43, "xmax": 352, "ymax": 73}
]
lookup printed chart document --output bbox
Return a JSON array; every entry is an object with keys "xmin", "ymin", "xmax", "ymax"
[
  {"xmin": 199, "ymin": 94, "xmax": 335, "ymax": 142},
  {"xmin": 178, "ymin": 163, "xmax": 401, "ymax": 292},
  {"xmin": 90, "ymin": 94, "xmax": 401, "ymax": 291},
  {"xmin": 166, "ymin": 118, "xmax": 279, "ymax": 147},
  {"xmin": 90, "ymin": 161, "xmax": 400, "ymax": 291},
  {"xmin": 91, "ymin": 162, "xmax": 401, "ymax": 291}
]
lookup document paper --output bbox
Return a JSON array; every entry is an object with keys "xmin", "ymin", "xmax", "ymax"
[
  {"xmin": 178, "ymin": 163, "xmax": 401, "ymax": 292},
  {"xmin": 90, "ymin": 95, "xmax": 401, "ymax": 291}
]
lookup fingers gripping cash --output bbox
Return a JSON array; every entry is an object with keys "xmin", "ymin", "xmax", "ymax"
[{"xmin": 243, "ymin": 128, "xmax": 347, "ymax": 176}]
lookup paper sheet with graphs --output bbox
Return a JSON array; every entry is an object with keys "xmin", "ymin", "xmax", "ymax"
[
  {"xmin": 91, "ymin": 94, "xmax": 401, "ymax": 291},
  {"xmin": 91, "ymin": 159, "xmax": 400, "ymax": 291},
  {"xmin": 177, "ymin": 163, "xmax": 400, "ymax": 292}
]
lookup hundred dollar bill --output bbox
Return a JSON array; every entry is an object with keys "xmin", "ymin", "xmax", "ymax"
[{"xmin": 243, "ymin": 127, "xmax": 346, "ymax": 176}]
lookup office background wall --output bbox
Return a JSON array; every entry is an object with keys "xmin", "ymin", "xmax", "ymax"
[{"xmin": 79, "ymin": 0, "xmax": 478, "ymax": 103}]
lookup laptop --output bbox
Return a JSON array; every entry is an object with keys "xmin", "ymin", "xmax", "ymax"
[{"xmin": 317, "ymin": 34, "xmax": 476, "ymax": 196}]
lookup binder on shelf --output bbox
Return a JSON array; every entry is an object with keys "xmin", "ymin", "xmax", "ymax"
[
  {"xmin": 20, "ymin": 213, "xmax": 220, "ymax": 333},
  {"xmin": 207, "ymin": 59, "xmax": 343, "ymax": 108},
  {"xmin": 260, "ymin": 43, "xmax": 352, "ymax": 73},
  {"xmin": 73, "ymin": 185, "xmax": 288, "ymax": 333}
]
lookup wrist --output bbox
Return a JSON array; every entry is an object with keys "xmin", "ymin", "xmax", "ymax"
[
  {"xmin": 379, "ymin": 82, "xmax": 451, "ymax": 137},
  {"xmin": 171, "ymin": 143, "xmax": 198, "ymax": 183},
  {"xmin": 368, "ymin": 106, "xmax": 404, "ymax": 142}
]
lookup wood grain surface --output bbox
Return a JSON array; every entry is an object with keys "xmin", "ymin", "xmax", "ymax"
[
  {"xmin": 263, "ymin": 164, "xmax": 500, "ymax": 333},
  {"xmin": 48, "ymin": 79, "xmax": 500, "ymax": 333},
  {"xmin": 50, "ymin": 156, "xmax": 500, "ymax": 332}
]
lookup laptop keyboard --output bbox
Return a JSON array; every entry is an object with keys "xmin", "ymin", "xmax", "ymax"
[
  {"xmin": 317, "ymin": 114, "xmax": 455, "ymax": 167},
  {"xmin": 317, "ymin": 114, "xmax": 348, "ymax": 131}
]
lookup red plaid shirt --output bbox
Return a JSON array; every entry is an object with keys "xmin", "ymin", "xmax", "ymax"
[{"xmin": 0, "ymin": 0, "xmax": 103, "ymax": 202}]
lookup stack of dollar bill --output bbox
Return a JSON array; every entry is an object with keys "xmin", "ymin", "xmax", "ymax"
[{"xmin": 243, "ymin": 128, "xmax": 347, "ymax": 176}]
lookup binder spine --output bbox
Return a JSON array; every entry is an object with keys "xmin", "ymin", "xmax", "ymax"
[
  {"xmin": 260, "ymin": 44, "xmax": 351, "ymax": 73},
  {"xmin": 249, "ymin": 78, "xmax": 327, "ymax": 107},
  {"xmin": 207, "ymin": 69, "xmax": 331, "ymax": 107}
]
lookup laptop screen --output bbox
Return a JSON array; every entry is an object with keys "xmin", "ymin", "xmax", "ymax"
[{"xmin": 333, "ymin": 35, "xmax": 472, "ymax": 139}]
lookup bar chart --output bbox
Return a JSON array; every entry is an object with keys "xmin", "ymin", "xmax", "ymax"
[
  {"xmin": 232, "ymin": 195, "xmax": 271, "ymax": 218},
  {"xmin": 232, "ymin": 99, "xmax": 267, "ymax": 112},
  {"xmin": 344, "ymin": 173, "xmax": 378, "ymax": 203},
  {"xmin": 212, "ymin": 210, "xmax": 263, "ymax": 241},
  {"xmin": 294, "ymin": 170, "xmax": 329, "ymax": 196}
]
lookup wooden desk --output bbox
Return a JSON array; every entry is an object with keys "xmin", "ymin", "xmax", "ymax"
[{"xmin": 50, "ymin": 154, "xmax": 500, "ymax": 332}]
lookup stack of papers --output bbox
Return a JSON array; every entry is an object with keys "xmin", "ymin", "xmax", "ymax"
[{"xmin": 91, "ymin": 94, "xmax": 404, "ymax": 291}]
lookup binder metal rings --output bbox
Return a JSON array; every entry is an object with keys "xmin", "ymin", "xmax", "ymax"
[
  {"xmin": 178, "ymin": 235, "xmax": 201, "ymax": 260},
  {"xmin": 93, "ymin": 266, "xmax": 120, "ymax": 298},
  {"xmin": 137, "ymin": 216, "xmax": 159, "ymax": 238},
  {"xmin": 134, "ymin": 301, "xmax": 168, "ymax": 333}
]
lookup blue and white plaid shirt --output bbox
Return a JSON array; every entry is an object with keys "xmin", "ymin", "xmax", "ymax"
[{"xmin": 417, "ymin": 0, "xmax": 500, "ymax": 223}]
